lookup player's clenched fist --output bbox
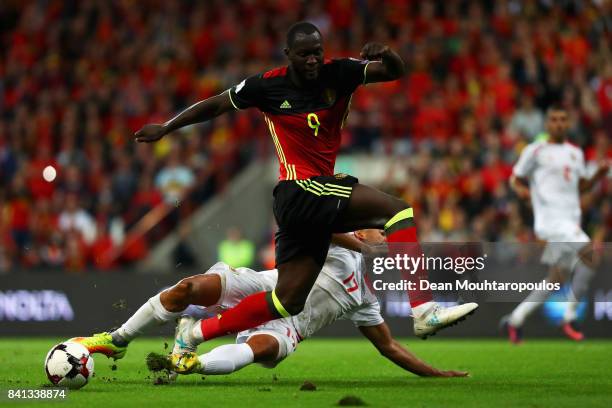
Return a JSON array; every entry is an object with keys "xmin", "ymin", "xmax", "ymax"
[
  {"xmin": 360, "ymin": 42, "xmax": 390, "ymax": 61},
  {"xmin": 134, "ymin": 124, "xmax": 166, "ymax": 143}
]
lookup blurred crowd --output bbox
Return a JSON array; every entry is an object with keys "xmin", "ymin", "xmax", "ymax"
[{"xmin": 1, "ymin": 0, "xmax": 611, "ymax": 272}]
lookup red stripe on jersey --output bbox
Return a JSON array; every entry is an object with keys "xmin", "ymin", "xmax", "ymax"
[
  {"xmin": 263, "ymin": 66, "xmax": 288, "ymax": 78},
  {"xmin": 265, "ymin": 94, "xmax": 352, "ymax": 180}
]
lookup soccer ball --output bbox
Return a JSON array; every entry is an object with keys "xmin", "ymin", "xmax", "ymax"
[{"xmin": 44, "ymin": 342, "xmax": 94, "ymax": 389}]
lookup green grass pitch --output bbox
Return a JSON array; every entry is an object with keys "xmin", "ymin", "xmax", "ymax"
[{"xmin": 0, "ymin": 338, "xmax": 610, "ymax": 407}]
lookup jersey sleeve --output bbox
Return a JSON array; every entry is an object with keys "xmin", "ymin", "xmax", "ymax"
[
  {"xmin": 513, "ymin": 143, "xmax": 538, "ymax": 178},
  {"xmin": 334, "ymin": 58, "xmax": 369, "ymax": 93},
  {"xmin": 344, "ymin": 300, "xmax": 385, "ymax": 327},
  {"xmin": 228, "ymin": 74, "xmax": 264, "ymax": 110}
]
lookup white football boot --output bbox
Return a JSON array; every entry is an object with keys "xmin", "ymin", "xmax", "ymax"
[
  {"xmin": 414, "ymin": 302, "xmax": 479, "ymax": 339},
  {"xmin": 172, "ymin": 316, "xmax": 200, "ymax": 354}
]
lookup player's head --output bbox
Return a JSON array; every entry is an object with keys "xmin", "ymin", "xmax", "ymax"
[
  {"xmin": 285, "ymin": 22, "xmax": 324, "ymax": 82},
  {"xmin": 355, "ymin": 229, "xmax": 386, "ymax": 245},
  {"xmin": 545, "ymin": 104, "xmax": 569, "ymax": 142}
]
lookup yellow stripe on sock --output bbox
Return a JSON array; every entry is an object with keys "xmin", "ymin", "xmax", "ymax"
[
  {"xmin": 384, "ymin": 208, "xmax": 414, "ymax": 230},
  {"xmin": 271, "ymin": 290, "xmax": 291, "ymax": 318}
]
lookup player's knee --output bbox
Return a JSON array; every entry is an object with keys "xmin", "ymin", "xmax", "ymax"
[
  {"xmin": 385, "ymin": 198, "xmax": 411, "ymax": 221},
  {"xmin": 247, "ymin": 336, "xmax": 279, "ymax": 363},
  {"xmin": 161, "ymin": 278, "xmax": 194, "ymax": 311}
]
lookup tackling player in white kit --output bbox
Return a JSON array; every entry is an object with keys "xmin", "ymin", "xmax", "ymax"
[
  {"xmin": 73, "ymin": 230, "xmax": 471, "ymax": 378},
  {"xmin": 152, "ymin": 229, "xmax": 470, "ymax": 377},
  {"xmin": 503, "ymin": 105, "xmax": 609, "ymax": 343}
]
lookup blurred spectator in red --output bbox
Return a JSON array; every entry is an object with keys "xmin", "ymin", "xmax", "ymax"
[
  {"xmin": 64, "ymin": 231, "xmax": 88, "ymax": 273},
  {"xmin": 6, "ymin": 173, "xmax": 31, "ymax": 260},
  {"xmin": 40, "ymin": 232, "xmax": 66, "ymax": 269},
  {"xmin": 90, "ymin": 218, "xmax": 117, "ymax": 270}
]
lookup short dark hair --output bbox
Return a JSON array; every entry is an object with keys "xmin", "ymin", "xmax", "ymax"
[
  {"xmin": 286, "ymin": 22, "xmax": 322, "ymax": 48},
  {"xmin": 546, "ymin": 103, "xmax": 567, "ymax": 116}
]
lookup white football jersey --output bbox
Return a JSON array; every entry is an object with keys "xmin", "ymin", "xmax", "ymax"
[
  {"xmin": 202, "ymin": 246, "xmax": 383, "ymax": 341},
  {"xmin": 513, "ymin": 141, "xmax": 586, "ymax": 236},
  {"xmin": 290, "ymin": 245, "xmax": 383, "ymax": 339}
]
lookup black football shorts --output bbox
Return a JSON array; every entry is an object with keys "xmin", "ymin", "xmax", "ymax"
[{"xmin": 273, "ymin": 174, "xmax": 358, "ymax": 267}]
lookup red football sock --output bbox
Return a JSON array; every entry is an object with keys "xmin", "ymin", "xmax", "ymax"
[
  {"xmin": 200, "ymin": 291, "xmax": 279, "ymax": 340},
  {"xmin": 385, "ymin": 209, "xmax": 433, "ymax": 308}
]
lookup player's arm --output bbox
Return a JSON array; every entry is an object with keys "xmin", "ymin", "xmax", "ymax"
[
  {"xmin": 579, "ymin": 161, "xmax": 610, "ymax": 193},
  {"xmin": 509, "ymin": 174, "xmax": 530, "ymax": 200},
  {"xmin": 135, "ymin": 91, "xmax": 235, "ymax": 143},
  {"xmin": 510, "ymin": 143, "xmax": 538, "ymax": 199},
  {"xmin": 360, "ymin": 43, "xmax": 405, "ymax": 83},
  {"xmin": 358, "ymin": 323, "xmax": 468, "ymax": 377}
]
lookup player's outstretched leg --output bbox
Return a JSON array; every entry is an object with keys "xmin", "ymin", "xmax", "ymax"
[
  {"xmin": 69, "ymin": 332, "xmax": 128, "ymax": 360},
  {"xmin": 340, "ymin": 183, "xmax": 478, "ymax": 338},
  {"xmin": 149, "ymin": 334, "xmax": 278, "ymax": 376},
  {"xmin": 502, "ymin": 282, "xmax": 552, "ymax": 344},
  {"xmin": 158, "ymin": 343, "xmax": 255, "ymax": 375},
  {"xmin": 503, "ymin": 263, "xmax": 564, "ymax": 343},
  {"xmin": 72, "ymin": 274, "xmax": 222, "ymax": 359}
]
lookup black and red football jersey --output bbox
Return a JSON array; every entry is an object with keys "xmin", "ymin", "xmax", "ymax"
[{"xmin": 228, "ymin": 58, "xmax": 369, "ymax": 180}]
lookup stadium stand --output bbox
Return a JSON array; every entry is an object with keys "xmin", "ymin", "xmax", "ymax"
[{"xmin": 0, "ymin": 1, "xmax": 610, "ymax": 272}]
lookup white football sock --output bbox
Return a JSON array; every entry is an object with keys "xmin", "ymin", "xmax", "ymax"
[
  {"xmin": 192, "ymin": 320, "xmax": 204, "ymax": 342},
  {"xmin": 563, "ymin": 301, "xmax": 579, "ymax": 323},
  {"xmin": 113, "ymin": 293, "xmax": 183, "ymax": 344},
  {"xmin": 509, "ymin": 280, "xmax": 552, "ymax": 327},
  {"xmin": 563, "ymin": 260, "xmax": 595, "ymax": 323},
  {"xmin": 411, "ymin": 301, "xmax": 436, "ymax": 319},
  {"xmin": 197, "ymin": 344, "xmax": 254, "ymax": 375}
]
